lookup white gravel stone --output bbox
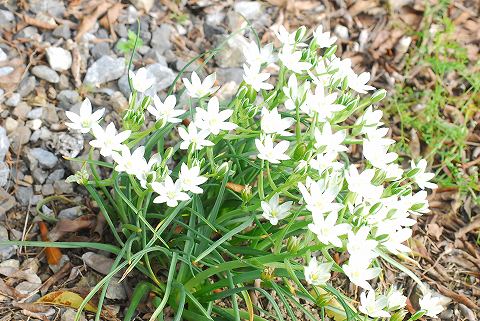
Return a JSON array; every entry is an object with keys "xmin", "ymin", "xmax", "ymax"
[{"xmin": 45, "ymin": 47, "xmax": 72, "ymax": 71}]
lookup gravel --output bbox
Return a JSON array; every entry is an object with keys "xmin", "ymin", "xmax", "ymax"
[
  {"xmin": 83, "ymin": 56, "xmax": 125, "ymax": 86},
  {"xmin": 31, "ymin": 65, "xmax": 60, "ymax": 83},
  {"xmin": 0, "ymin": 225, "xmax": 16, "ymax": 262},
  {"xmin": 27, "ymin": 147, "xmax": 58, "ymax": 169},
  {"xmin": 45, "ymin": 47, "xmax": 72, "ymax": 71},
  {"xmin": 0, "ymin": 127, "xmax": 9, "ymax": 162}
]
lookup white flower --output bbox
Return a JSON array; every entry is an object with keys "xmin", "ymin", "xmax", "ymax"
[
  {"xmin": 386, "ymin": 287, "xmax": 407, "ymax": 311},
  {"xmin": 65, "ymin": 98, "xmax": 104, "ymax": 133},
  {"xmin": 298, "ymin": 179, "xmax": 343, "ymax": 215},
  {"xmin": 419, "ymin": 292, "xmax": 445, "ymax": 318},
  {"xmin": 313, "ymin": 25, "xmax": 337, "ymax": 48},
  {"xmin": 343, "ymin": 255, "xmax": 381, "ymax": 290},
  {"xmin": 243, "ymin": 63, "xmax": 274, "ymax": 91},
  {"xmin": 306, "ymin": 86, "xmax": 345, "ymax": 120},
  {"xmin": 243, "ymin": 41, "xmax": 276, "ymax": 67},
  {"xmin": 260, "ymin": 107, "xmax": 293, "ymax": 136},
  {"xmin": 273, "ymin": 25, "xmax": 297, "ymax": 46},
  {"xmin": 314, "ymin": 123, "xmax": 348, "ymax": 154},
  {"xmin": 182, "ymin": 71, "xmax": 218, "ymax": 98},
  {"xmin": 255, "ymin": 135, "xmax": 290, "ymax": 164},
  {"xmin": 308, "ymin": 210, "xmax": 350, "ymax": 248},
  {"xmin": 309, "ymin": 152, "xmax": 342, "ymax": 174},
  {"xmin": 90, "ymin": 123, "xmax": 131, "ymax": 157},
  {"xmin": 329, "ymin": 57, "xmax": 354, "ymax": 82},
  {"xmin": 178, "ymin": 163, "xmax": 207, "ymax": 194},
  {"xmin": 359, "ymin": 291, "xmax": 390, "ymax": 318},
  {"xmin": 410, "ymin": 159, "xmax": 437, "ymax": 190},
  {"xmin": 195, "ymin": 97, "xmax": 237, "ymax": 135},
  {"xmin": 363, "ymin": 139, "xmax": 398, "ymax": 169},
  {"xmin": 282, "ymin": 74, "xmax": 310, "ymax": 111},
  {"xmin": 304, "ymin": 257, "xmax": 332, "ymax": 286},
  {"xmin": 382, "ymin": 227, "xmax": 412, "ymax": 255},
  {"xmin": 278, "ymin": 48, "xmax": 312, "ymax": 74},
  {"xmin": 178, "ymin": 123, "xmax": 214, "ymax": 151},
  {"xmin": 401, "ymin": 190, "xmax": 430, "ymax": 215},
  {"xmin": 112, "ymin": 146, "xmax": 147, "ymax": 176},
  {"xmin": 147, "ymin": 95, "xmax": 185, "ymax": 124},
  {"xmin": 260, "ymin": 193, "xmax": 292, "ymax": 225},
  {"xmin": 355, "ymin": 106, "xmax": 383, "ymax": 136},
  {"xmin": 129, "ymin": 67, "xmax": 155, "ymax": 93},
  {"xmin": 345, "ymin": 165, "xmax": 384, "ymax": 203},
  {"xmin": 347, "ymin": 226, "xmax": 378, "ymax": 259},
  {"xmin": 152, "ymin": 175, "xmax": 190, "ymax": 207},
  {"xmin": 347, "ymin": 71, "xmax": 375, "ymax": 94},
  {"xmin": 136, "ymin": 154, "xmax": 162, "ymax": 189}
]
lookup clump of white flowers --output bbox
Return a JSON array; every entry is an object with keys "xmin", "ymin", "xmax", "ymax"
[{"xmin": 65, "ymin": 24, "xmax": 445, "ymax": 320}]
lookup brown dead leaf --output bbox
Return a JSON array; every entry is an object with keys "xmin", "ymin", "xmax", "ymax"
[
  {"xmin": 12, "ymin": 302, "xmax": 51, "ymax": 313},
  {"xmin": 22, "ymin": 14, "xmax": 57, "ymax": 29},
  {"xmin": 455, "ymin": 216, "xmax": 480, "ymax": 240},
  {"xmin": 0, "ymin": 279, "xmax": 28, "ymax": 299},
  {"xmin": 38, "ymin": 221, "xmax": 62, "ymax": 265},
  {"xmin": 36, "ymin": 290, "xmax": 97, "ymax": 312},
  {"xmin": 99, "ymin": 2, "xmax": 124, "ymax": 41},
  {"xmin": 349, "ymin": 0, "xmax": 379, "ymax": 17},
  {"xmin": 426, "ymin": 223, "xmax": 443, "ymax": 241},
  {"xmin": 48, "ymin": 215, "xmax": 96, "ymax": 242},
  {"xmin": 39, "ymin": 262, "xmax": 73, "ymax": 295},
  {"xmin": 75, "ymin": 2, "xmax": 113, "ymax": 42},
  {"xmin": 0, "ymin": 58, "xmax": 26, "ymax": 93},
  {"xmin": 226, "ymin": 182, "xmax": 246, "ymax": 193},
  {"xmin": 435, "ymin": 283, "xmax": 479, "ymax": 310}
]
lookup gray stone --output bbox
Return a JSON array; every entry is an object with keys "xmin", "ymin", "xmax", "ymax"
[
  {"xmin": 4, "ymin": 117, "xmax": 18, "ymax": 134},
  {"xmin": 16, "ymin": 26, "xmax": 38, "ymax": 39},
  {"xmin": 49, "ymin": 132, "xmax": 84, "ymax": 158},
  {"xmin": 117, "ymin": 74, "xmax": 131, "ymax": 98},
  {"xmin": 0, "ymin": 67, "xmax": 14, "ymax": 77},
  {"xmin": 46, "ymin": 169, "xmax": 65, "ymax": 183},
  {"xmin": 91, "ymin": 42, "xmax": 112, "ymax": 60},
  {"xmin": 145, "ymin": 63, "xmax": 176, "ymax": 93},
  {"xmin": 29, "ymin": 0, "xmax": 66, "ymax": 17},
  {"xmin": 0, "ymin": 225, "xmax": 16, "ymax": 262},
  {"xmin": 52, "ymin": 24, "xmax": 71, "ymax": 39},
  {"xmin": 28, "ymin": 148, "xmax": 58, "ymax": 169},
  {"xmin": 27, "ymin": 108, "xmax": 43, "ymax": 120},
  {"xmin": 42, "ymin": 104, "xmax": 59, "ymax": 124},
  {"xmin": 53, "ymin": 180, "xmax": 73, "ymax": 194},
  {"xmin": 130, "ymin": 18, "xmax": 151, "ymax": 43},
  {"xmin": 15, "ymin": 186, "xmax": 33, "ymax": 206},
  {"xmin": 0, "ymin": 48, "xmax": 7, "ymax": 62},
  {"xmin": 84, "ymin": 56, "xmax": 125, "ymax": 86},
  {"xmin": 18, "ymin": 76, "xmax": 36, "ymax": 97},
  {"xmin": 58, "ymin": 206, "xmax": 82, "ymax": 220},
  {"xmin": 151, "ymin": 24, "xmax": 173, "ymax": 54},
  {"xmin": 45, "ymin": 47, "xmax": 72, "ymax": 71},
  {"xmin": 0, "ymin": 127, "xmax": 9, "ymax": 162},
  {"xmin": 216, "ymin": 68, "xmax": 244, "ymax": 84},
  {"xmin": 203, "ymin": 21, "xmax": 225, "ymax": 38},
  {"xmin": 106, "ymin": 277, "xmax": 127, "ymax": 300},
  {"xmin": 0, "ymin": 10, "xmax": 15, "ymax": 27},
  {"xmin": 62, "ymin": 309, "xmax": 86, "ymax": 321},
  {"xmin": 214, "ymin": 35, "xmax": 249, "ymax": 68},
  {"xmin": 5, "ymin": 93, "xmax": 21, "ymax": 107},
  {"xmin": 32, "ymin": 168, "xmax": 48, "ymax": 184},
  {"xmin": 8, "ymin": 126, "xmax": 31, "ymax": 152},
  {"xmin": 41, "ymin": 184, "xmax": 54, "ymax": 196},
  {"xmin": 143, "ymin": 50, "xmax": 167, "ymax": 66},
  {"xmin": 30, "ymin": 194, "xmax": 43, "ymax": 205},
  {"xmin": 110, "ymin": 91, "xmax": 128, "ymax": 114},
  {"xmin": 31, "ymin": 65, "xmax": 60, "ymax": 83},
  {"xmin": 13, "ymin": 102, "xmax": 32, "ymax": 119},
  {"xmin": 234, "ymin": 1, "xmax": 263, "ymax": 20},
  {"xmin": 0, "ymin": 162, "xmax": 9, "ymax": 187},
  {"xmin": 57, "ymin": 90, "xmax": 80, "ymax": 109}
]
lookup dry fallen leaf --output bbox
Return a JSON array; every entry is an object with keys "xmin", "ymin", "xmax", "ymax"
[
  {"xmin": 75, "ymin": 2, "xmax": 113, "ymax": 42},
  {"xmin": 38, "ymin": 221, "xmax": 62, "ymax": 265},
  {"xmin": 36, "ymin": 290, "xmax": 97, "ymax": 312}
]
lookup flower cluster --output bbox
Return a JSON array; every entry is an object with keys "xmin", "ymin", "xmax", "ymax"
[{"xmin": 65, "ymin": 24, "xmax": 445, "ymax": 320}]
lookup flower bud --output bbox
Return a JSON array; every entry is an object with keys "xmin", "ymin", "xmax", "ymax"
[
  {"xmin": 286, "ymin": 236, "xmax": 301, "ymax": 253},
  {"xmin": 323, "ymin": 44, "xmax": 337, "ymax": 58},
  {"xmin": 293, "ymin": 143, "xmax": 307, "ymax": 161},
  {"xmin": 295, "ymin": 26, "xmax": 307, "ymax": 42},
  {"xmin": 371, "ymin": 89, "xmax": 387, "ymax": 103},
  {"xmin": 216, "ymin": 162, "xmax": 230, "ymax": 177},
  {"xmin": 65, "ymin": 165, "xmax": 89, "ymax": 185},
  {"xmin": 241, "ymin": 185, "xmax": 253, "ymax": 203},
  {"xmin": 260, "ymin": 266, "xmax": 275, "ymax": 282},
  {"xmin": 389, "ymin": 310, "xmax": 407, "ymax": 321}
]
